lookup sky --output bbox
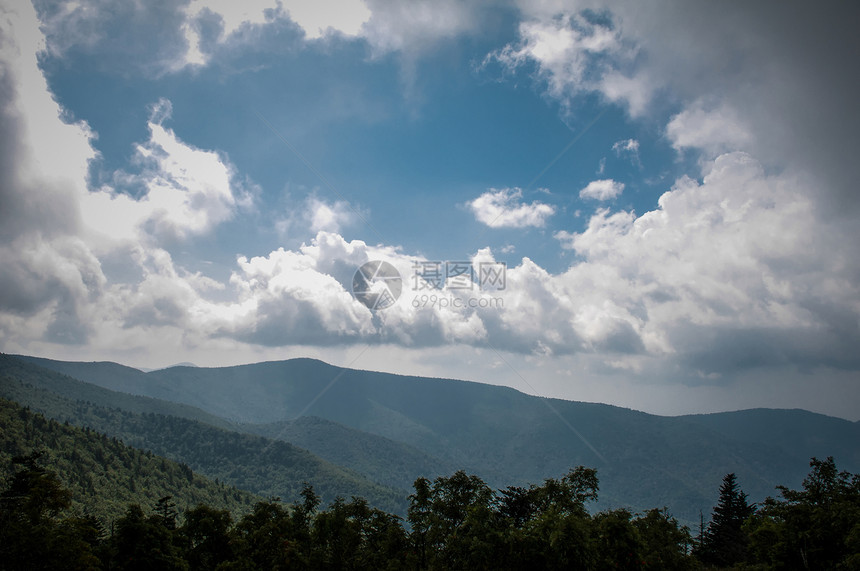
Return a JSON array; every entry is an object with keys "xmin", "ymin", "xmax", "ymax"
[{"xmin": 1, "ymin": 0, "xmax": 859, "ymax": 420}]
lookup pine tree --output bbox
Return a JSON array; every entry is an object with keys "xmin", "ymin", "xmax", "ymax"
[{"xmin": 696, "ymin": 473, "xmax": 755, "ymax": 567}]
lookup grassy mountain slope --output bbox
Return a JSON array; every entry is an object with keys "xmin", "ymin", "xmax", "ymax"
[{"xmin": 0, "ymin": 398, "xmax": 257, "ymax": 522}]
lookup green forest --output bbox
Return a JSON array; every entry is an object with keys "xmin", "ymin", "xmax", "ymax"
[{"xmin": 1, "ymin": 399, "xmax": 858, "ymax": 570}]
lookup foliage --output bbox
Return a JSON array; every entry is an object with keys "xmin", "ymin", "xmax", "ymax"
[
  {"xmin": 746, "ymin": 456, "xmax": 860, "ymax": 569},
  {"xmin": 13, "ymin": 352, "xmax": 859, "ymax": 527},
  {"xmin": 3, "ymin": 437, "xmax": 854, "ymax": 570},
  {"xmin": 694, "ymin": 472, "xmax": 755, "ymax": 566},
  {"xmin": 0, "ymin": 449, "xmax": 695, "ymax": 571},
  {"xmin": 0, "ymin": 398, "xmax": 256, "ymax": 521},
  {"xmin": 0, "ymin": 365, "xmax": 409, "ymax": 514}
]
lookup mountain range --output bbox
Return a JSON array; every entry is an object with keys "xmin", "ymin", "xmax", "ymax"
[{"xmin": 2, "ymin": 353, "xmax": 857, "ymax": 524}]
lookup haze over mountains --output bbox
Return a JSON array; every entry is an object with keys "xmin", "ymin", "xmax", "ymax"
[{"xmin": 2, "ymin": 353, "xmax": 857, "ymax": 525}]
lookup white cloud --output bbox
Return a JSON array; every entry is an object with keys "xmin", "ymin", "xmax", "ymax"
[
  {"xmin": 0, "ymin": 4, "xmax": 247, "ymax": 350},
  {"xmin": 287, "ymin": 0, "xmax": 371, "ymax": 39},
  {"xmin": 0, "ymin": 0, "xmax": 102, "ymax": 342},
  {"xmin": 178, "ymin": 0, "xmax": 471, "ymax": 69},
  {"xmin": 487, "ymin": 12, "xmax": 636, "ymax": 113},
  {"xmin": 80, "ymin": 99, "xmax": 249, "ymax": 245},
  {"xmin": 579, "ymin": 179, "xmax": 624, "ymax": 201},
  {"xmin": 304, "ymin": 196, "xmax": 363, "ymax": 234},
  {"xmin": 666, "ymin": 100, "xmax": 753, "ymax": 157},
  {"xmin": 468, "ymin": 188, "xmax": 555, "ymax": 228},
  {"xmin": 361, "ymin": 0, "xmax": 481, "ymax": 55},
  {"xmin": 612, "ymin": 138, "xmax": 641, "ymax": 167},
  {"xmin": 180, "ymin": 0, "xmax": 372, "ymax": 68},
  {"xmin": 612, "ymin": 138, "xmax": 638, "ymax": 154},
  {"xmin": 4, "ymin": 0, "xmax": 859, "ymax": 419}
]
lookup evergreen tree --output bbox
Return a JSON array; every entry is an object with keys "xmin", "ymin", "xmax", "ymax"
[{"xmin": 696, "ymin": 472, "xmax": 754, "ymax": 567}]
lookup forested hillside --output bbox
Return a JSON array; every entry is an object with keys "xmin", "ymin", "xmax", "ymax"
[
  {"xmin": 0, "ymin": 371, "xmax": 409, "ymax": 515},
  {"xmin": 3, "ymin": 427, "xmax": 857, "ymax": 570},
  {"xmin": 0, "ymin": 398, "xmax": 255, "ymax": 521},
  {"xmin": 16, "ymin": 353, "xmax": 859, "ymax": 524},
  {"xmin": 243, "ymin": 416, "xmax": 453, "ymax": 491}
]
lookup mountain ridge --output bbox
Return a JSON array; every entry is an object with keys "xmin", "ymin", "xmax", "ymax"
[{"xmin": 5, "ymin": 353, "xmax": 858, "ymax": 525}]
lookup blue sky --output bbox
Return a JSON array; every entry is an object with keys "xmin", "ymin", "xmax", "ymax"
[{"xmin": 2, "ymin": 0, "xmax": 859, "ymax": 420}]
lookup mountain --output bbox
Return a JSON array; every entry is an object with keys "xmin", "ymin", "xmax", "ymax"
[
  {"xmin": 1, "ymin": 354, "xmax": 235, "ymax": 430},
  {"xmin": 0, "ymin": 356, "xmax": 408, "ymax": 514},
  {"xmin": 0, "ymin": 397, "xmax": 257, "ymax": 522},
  {"xmin": 8, "ymin": 354, "xmax": 859, "ymax": 524},
  {"xmin": 681, "ymin": 408, "xmax": 860, "ymax": 470},
  {"xmin": 242, "ymin": 416, "xmax": 454, "ymax": 491}
]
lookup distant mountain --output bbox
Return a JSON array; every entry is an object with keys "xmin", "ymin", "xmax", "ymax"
[
  {"xmin": 682, "ymin": 408, "xmax": 860, "ymax": 470},
  {"xmin": 2, "ymin": 355, "xmax": 234, "ymax": 430},
  {"xmin": 0, "ymin": 397, "xmax": 257, "ymax": 522},
  {"xmin": 138, "ymin": 362, "xmax": 199, "ymax": 373},
  {"xmin": 8, "ymin": 353, "xmax": 859, "ymax": 525},
  {"xmin": 243, "ymin": 416, "xmax": 454, "ymax": 491},
  {"xmin": 0, "ymin": 356, "xmax": 408, "ymax": 514}
]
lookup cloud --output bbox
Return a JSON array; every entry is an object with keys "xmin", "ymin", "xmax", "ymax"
[
  {"xmin": 579, "ymin": 179, "xmax": 625, "ymax": 201},
  {"xmin": 468, "ymin": 188, "xmax": 555, "ymax": 228},
  {"xmin": 612, "ymin": 138, "xmax": 640, "ymax": 166},
  {"xmin": 304, "ymin": 196, "xmax": 364, "ymax": 234},
  {"xmin": 0, "ymin": 3, "xmax": 247, "ymax": 349},
  {"xmin": 666, "ymin": 100, "xmax": 752, "ymax": 157},
  {"xmin": 79, "ymin": 99, "xmax": 251, "ymax": 245},
  {"xmin": 561, "ymin": 151, "xmax": 860, "ymax": 372},
  {"xmin": 34, "ymin": 0, "xmax": 193, "ymax": 74},
  {"xmin": 4, "ymin": 0, "xmax": 859, "ymax": 420},
  {"xmin": 361, "ymin": 0, "xmax": 482, "ymax": 56},
  {"xmin": 159, "ymin": 0, "xmax": 479, "ymax": 70},
  {"xmin": 180, "ymin": 0, "xmax": 372, "ymax": 67},
  {"xmin": 486, "ymin": 11, "xmax": 638, "ymax": 114},
  {"xmin": 510, "ymin": 1, "xmax": 860, "ymax": 213},
  {"xmin": 0, "ymin": 0, "xmax": 102, "ymax": 342}
]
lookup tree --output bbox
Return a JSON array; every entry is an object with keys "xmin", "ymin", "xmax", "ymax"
[
  {"xmin": 107, "ymin": 503, "xmax": 188, "ymax": 571},
  {"xmin": 179, "ymin": 504, "xmax": 233, "ymax": 571},
  {"xmin": 0, "ymin": 451, "xmax": 96, "ymax": 571},
  {"xmin": 747, "ymin": 457, "xmax": 860, "ymax": 569},
  {"xmin": 226, "ymin": 499, "xmax": 293, "ymax": 570},
  {"xmin": 154, "ymin": 496, "xmax": 178, "ymax": 530},
  {"xmin": 695, "ymin": 472, "xmax": 754, "ymax": 567},
  {"xmin": 633, "ymin": 508, "xmax": 695, "ymax": 570}
]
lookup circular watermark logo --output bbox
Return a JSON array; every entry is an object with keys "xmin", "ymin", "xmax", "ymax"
[{"xmin": 352, "ymin": 260, "xmax": 402, "ymax": 310}]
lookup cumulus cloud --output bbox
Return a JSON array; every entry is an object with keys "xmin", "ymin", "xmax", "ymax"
[
  {"xmin": 510, "ymin": 1, "xmax": 860, "ymax": 213},
  {"xmin": 304, "ymin": 196, "xmax": 364, "ymax": 234},
  {"xmin": 0, "ymin": 3, "xmax": 248, "ymax": 349},
  {"xmin": 468, "ymin": 188, "xmax": 555, "ymax": 228},
  {"xmin": 0, "ymin": 0, "xmax": 102, "ymax": 342},
  {"xmin": 180, "ymin": 0, "xmax": 373, "ymax": 67},
  {"xmin": 561, "ymin": 152, "xmax": 860, "ymax": 371},
  {"xmin": 78, "ymin": 99, "xmax": 251, "ymax": 246},
  {"xmin": 666, "ymin": 100, "xmax": 753, "ymax": 157},
  {"xmin": 486, "ymin": 11, "xmax": 639, "ymax": 113},
  {"xmin": 4, "ymin": 0, "xmax": 859, "ymax": 418},
  {"xmin": 579, "ymin": 179, "xmax": 624, "ymax": 201},
  {"xmin": 42, "ymin": 0, "xmax": 478, "ymax": 72}
]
